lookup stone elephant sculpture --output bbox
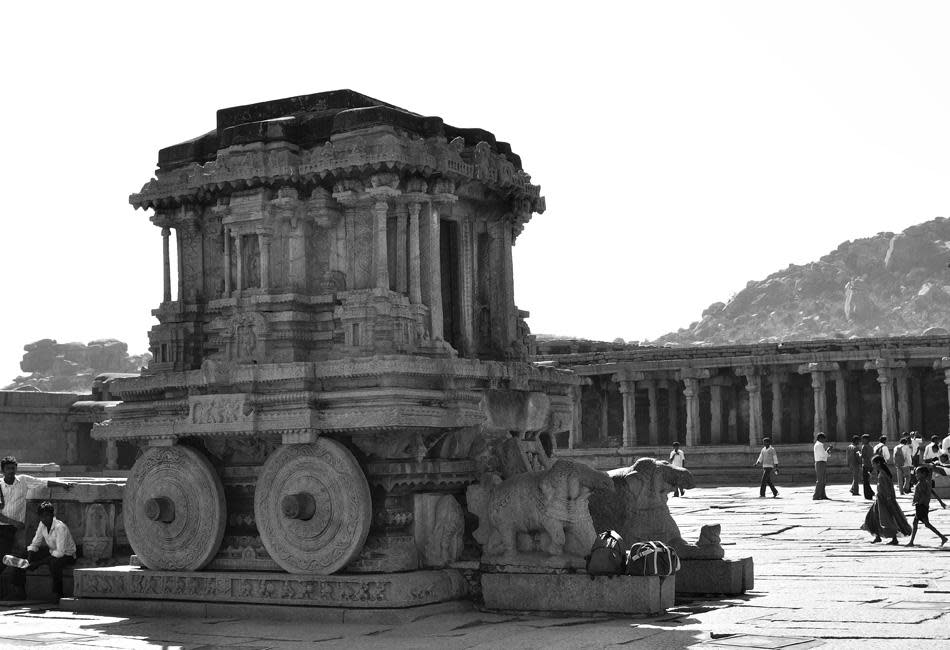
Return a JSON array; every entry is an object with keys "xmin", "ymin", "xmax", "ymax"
[
  {"xmin": 467, "ymin": 459, "xmax": 614, "ymax": 565},
  {"xmin": 588, "ymin": 457, "xmax": 724, "ymax": 560}
]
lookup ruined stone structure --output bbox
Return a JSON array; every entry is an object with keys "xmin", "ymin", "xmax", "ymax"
[
  {"xmin": 537, "ymin": 337, "xmax": 950, "ymax": 451},
  {"xmin": 78, "ymin": 90, "xmax": 580, "ymax": 608}
]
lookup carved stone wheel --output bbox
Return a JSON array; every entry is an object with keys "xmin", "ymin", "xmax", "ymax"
[
  {"xmin": 254, "ymin": 440, "xmax": 372, "ymax": 574},
  {"xmin": 124, "ymin": 445, "xmax": 226, "ymax": 571}
]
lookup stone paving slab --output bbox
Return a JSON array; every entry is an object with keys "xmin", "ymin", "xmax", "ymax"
[{"xmin": 2, "ymin": 483, "xmax": 950, "ymax": 648}]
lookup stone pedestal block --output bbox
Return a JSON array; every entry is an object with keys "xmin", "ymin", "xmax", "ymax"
[
  {"xmin": 481, "ymin": 572, "xmax": 674, "ymax": 614},
  {"xmin": 73, "ymin": 566, "xmax": 468, "ymax": 609},
  {"xmin": 675, "ymin": 557, "xmax": 754, "ymax": 595}
]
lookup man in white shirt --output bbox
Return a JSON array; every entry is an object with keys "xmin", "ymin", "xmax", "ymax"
[
  {"xmin": 941, "ymin": 433, "xmax": 950, "ymax": 459},
  {"xmin": 754, "ymin": 437, "xmax": 779, "ymax": 498},
  {"xmin": 813, "ymin": 433, "xmax": 832, "ymax": 500},
  {"xmin": 923, "ymin": 435, "xmax": 943, "ymax": 464},
  {"xmin": 0, "ymin": 456, "xmax": 73, "ymax": 600},
  {"xmin": 668, "ymin": 442, "xmax": 686, "ymax": 497},
  {"xmin": 894, "ymin": 436, "xmax": 913, "ymax": 495},
  {"xmin": 873, "ymin": 436, "xmax": 891, "ymax": 463},
  {"xmin": 25, "ymin": 501, "xmax": 77, "ymax": 599}
]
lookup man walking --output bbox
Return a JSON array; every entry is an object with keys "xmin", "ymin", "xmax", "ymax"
[
  {"xmin": 860, "ymin": 434, "xmax": 876, "ymax": 500},
  {"xmin": 813, "ymin": 433, "xmax": 831, "ymax": 500},
  {"xmin": 754, "ymin": 437, "xmax": 779, "ymax": 498},
  {"xmin": 894, "ymin": 436, "xmax": 913, "ymax": 495},
  {"xmin": 874, "ymin": 435, "xmax": 891, "ymax": 463},
  {"xmin": 668, "ymin": 442, "xmax": 686, "ymax": 497},
  {"xmin": 0, "ymin": 456, "xmax": 73, "ymax": 599},
  {"xmin": 847, "ymin": 435, "xmax": 862, "ymax": 496}
]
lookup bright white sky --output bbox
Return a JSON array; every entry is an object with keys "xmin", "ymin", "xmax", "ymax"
[{"xmin": 2, "ymin": 1, "xmax": 949, "ymax": 384}]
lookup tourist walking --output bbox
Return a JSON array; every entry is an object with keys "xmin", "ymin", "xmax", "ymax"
[
  {"xmin": 847, "ymin": 435, "xmax": 862, "ymax": 496},
  {"xmin": 669, "ymin": 442, "xmax": 686, "ymax": 497},
  {"xmin": 0, "ymin": 456, "xmax": 72, "ymax": 599},
  {"xmin": 873, "ymin": 435, "xmax": 891, "ymax": 463},
  {"xmin": 754, "ymin": 437, "xmax": 779, "ymax": 498},
  {"xmin": 894, "ymin": 436, "xmax": 913, "ymax": 495},
  {"xmin": 861, "ymin": 455, "xmax": 911, "ymax": 545},
  {"xmin": 907, "ymin": 465, "xmax": 948, "ymax": 547},
  {"xmin": 813, "ymin": 433, "xmax": 831, "ymax": 500},
  {"xmin": 860, "ymin": 434, "xmax": 876, "ymax": 500}
]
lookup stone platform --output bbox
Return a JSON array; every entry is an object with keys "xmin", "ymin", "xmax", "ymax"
[
  {"xmin": 481, "ymin": 572, "xmax": 674, "ymax": 615},
  {"xmin": 676, "ymin": 557, "xmax": 754, "ymax": 595},
  {"xmin": 72, "ymin": 566, "xmax": 467, "ymax": 609}
]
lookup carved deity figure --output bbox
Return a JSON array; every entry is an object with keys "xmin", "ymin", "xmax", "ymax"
[
  {"xmin": 588, "ymin": 457, "xmax": 725, "ymax": 560},
  {"xmin": 466, "ymin": 459, "xmax": 613, "ymax": 566}
]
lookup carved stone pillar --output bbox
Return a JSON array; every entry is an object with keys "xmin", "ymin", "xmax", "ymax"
[
  {"xmin": 161, "ymin": 226, "xmax": 172, "ymax": 302},
  {"xmin": 222, "ymin": 226, "xmax": 232, "ymax": 295},
  {"xmin": 235, "ymin": 234, "xmax": 244, "ymax": 293},
  {"xmin": 896, "ymin": 369, "xmax": 911, "ymax": 435},
  {"xmin": 287, "ymin": 220, "xmax": 307, "ymax": 291},
  {"xmin": 683, "ymin": 379, "xmax": 700, "ymax": 446},
  {"xmin": 105, "ymin": 440, "xmax": 118, "ymax": 471},
  {"xmin": 811, "ymin": 372, "xmax": 827, "ymax": 435},
  {"xmin": 175, "ymin": 227, "xmax": 185, "ymax": 302},
  {"xmin": 737, "ymin": 367, "xmax": 763, "ymax": 447},
  {"xmin": 501, "ymin": 215, "xmax": 517, "ymax": 346},
  {"xmin": 258, "ymin": 231, "xmax": 271, "ymax": 290},
  {"xmin": 677, "ymin": 368, "xmax": 710, "ymax": 447},
  {"xmin": 770, "ymin": 370, "xmax": 785, "ymax": 444},
  {"xmin": 879, "ymin": 370, "xmax": 897, "ymax": 440},
  {"xmin": 570, "ymin": 384, "xmax": 583, "ymax": 450},
  {"xmin": 667, "ymin": 381, "xmax": 679, "ymax": 443},
  {"xmin": 373, "ymin": 200, "xmax": 390, "ymax": 290},
  {"xmin": 866, "ymin": 359, "xmax": 904, "ymax": 439},
  {"xmin": 834, "ymin": 371, "xmax": 848, "ymax": 441},
  {"xmin": 616, "ymin": 377, "xmax": 638, "ymax": 448},
  {"xmin": 710, "ymin": 384, "xmax": 724, "ymax": 445},
  {"xmin": 395, "ymin": 206, "xmax": 408, "ymax": 294},
  {"xmin": 427, "ymin": 203, "xmax": 443, "ymax": 340},
  {"xmin": 408, "ymin": 203, "xmax": 422, "ymax": 304},
  {"xmin": 800, "ymin": 362, "xmax": 838, "ymax": 436},
  {"xmin": 646, "ymin": 379, "xmax": 659, "ymax": 446}
]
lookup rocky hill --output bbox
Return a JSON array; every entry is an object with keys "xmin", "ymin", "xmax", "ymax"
[
  {"xmin": 653, "ymin": 217, "xmax": 950, "ymax": 346},
  {"xmin": 4, "ymin": 339, "xmax": 150, "ymax": 393}
]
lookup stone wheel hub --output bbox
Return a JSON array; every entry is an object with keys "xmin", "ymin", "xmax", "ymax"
[
  {"xmin": 254, "ymin": 439, "xmax": 371, "ymax": 574},
  {"xmin": 123, "ymin": 445, "xmax": 226, "ymax": 571}
]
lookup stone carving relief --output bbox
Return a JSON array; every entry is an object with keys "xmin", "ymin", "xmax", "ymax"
[
  {"xmin": 82, "ymin": 503, "xmax": 114, "ymax": 562},
  {"xmin": 466, "ymin": 459, "xmax": 613, "ymax": 567},
  {"xmin": 588, "ymin": 457, "xmax": 724, "ymax": 560},
  {"xmin": 223, "ymin": 312, "xmax": 267, "ymax": 362},
  {"xmin": 351, "ymin": 431, "xmax": 429, "ymax": 461},
  {"xmin": 414, "ymin": 494, "xmax": 464, "ymax": 568}
]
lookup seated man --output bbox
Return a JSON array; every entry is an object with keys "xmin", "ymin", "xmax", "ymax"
[{"xmin": 25, "ymin": 501, "xmax": 76, "ymax": 599}]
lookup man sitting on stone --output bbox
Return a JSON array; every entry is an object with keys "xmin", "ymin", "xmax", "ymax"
[
  {"xmin": 24, "ymin": 501, "xmax": 77, "ymax": 599},
  {"xmin": 0, "ymin": 456, "xmax": 73, "ymax": 600}
]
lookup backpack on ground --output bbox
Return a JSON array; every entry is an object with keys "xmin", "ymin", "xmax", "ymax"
[
  {"xmin": 586, "ymin": 530, "xmax": 626, "ymax": 576},
  {"xmin": 625, "ymin": 541, "xmax": 680, "ymax": 576}
]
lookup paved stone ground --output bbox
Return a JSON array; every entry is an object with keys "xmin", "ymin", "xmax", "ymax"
[{"xmin": 1, "ymin": 481, "xmax": 948, "ymax": 649}]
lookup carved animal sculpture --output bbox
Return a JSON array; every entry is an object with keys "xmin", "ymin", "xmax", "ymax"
[
  {"xmin": 589, "ymin": 457, "xmax": 724, "ymax": 560},
  {"xmin": 466, "ymin": 459, "xmax": 613, "ymax": 562}
]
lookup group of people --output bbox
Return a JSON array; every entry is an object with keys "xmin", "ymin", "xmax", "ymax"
[
  {"xmin": 846, "ymin": 432, "xmax": 950, "ymax": 547},
  {"xmin": 0, "ymin": 456, "xmax": 76, "ymax": 600},
  {"xmin": 753, "ymin": 431, "xmax": 950, "ymax": 547}
]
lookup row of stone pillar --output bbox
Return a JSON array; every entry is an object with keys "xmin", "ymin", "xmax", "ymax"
[{"xmin": 597, "ymin": 359, "xmax": 950, "ymax": 449}]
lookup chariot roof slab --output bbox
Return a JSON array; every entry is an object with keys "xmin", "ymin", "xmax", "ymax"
[{"xmin": 133, "ymin": 89, "xmax": 539, "ymax": 212}]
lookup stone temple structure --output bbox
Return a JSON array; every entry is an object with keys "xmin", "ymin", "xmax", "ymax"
[{"xmin": 77, "ymin": 90, "xmax": 582, "ymax": 608}]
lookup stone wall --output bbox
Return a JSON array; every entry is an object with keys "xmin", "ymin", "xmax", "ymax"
[{"xmin": 0, "ymin": 391, "xmax": 83, "ymax": 464}]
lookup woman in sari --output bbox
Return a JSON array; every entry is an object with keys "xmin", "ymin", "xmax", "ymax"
[{"xmin": 862, "ymin": 454, "xmax": 912, "ymax": 545}]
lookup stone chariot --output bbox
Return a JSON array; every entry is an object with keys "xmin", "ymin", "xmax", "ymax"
[{"xmin": 80, "ymin": 90, "xmax": 581, "ymax": 609}]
